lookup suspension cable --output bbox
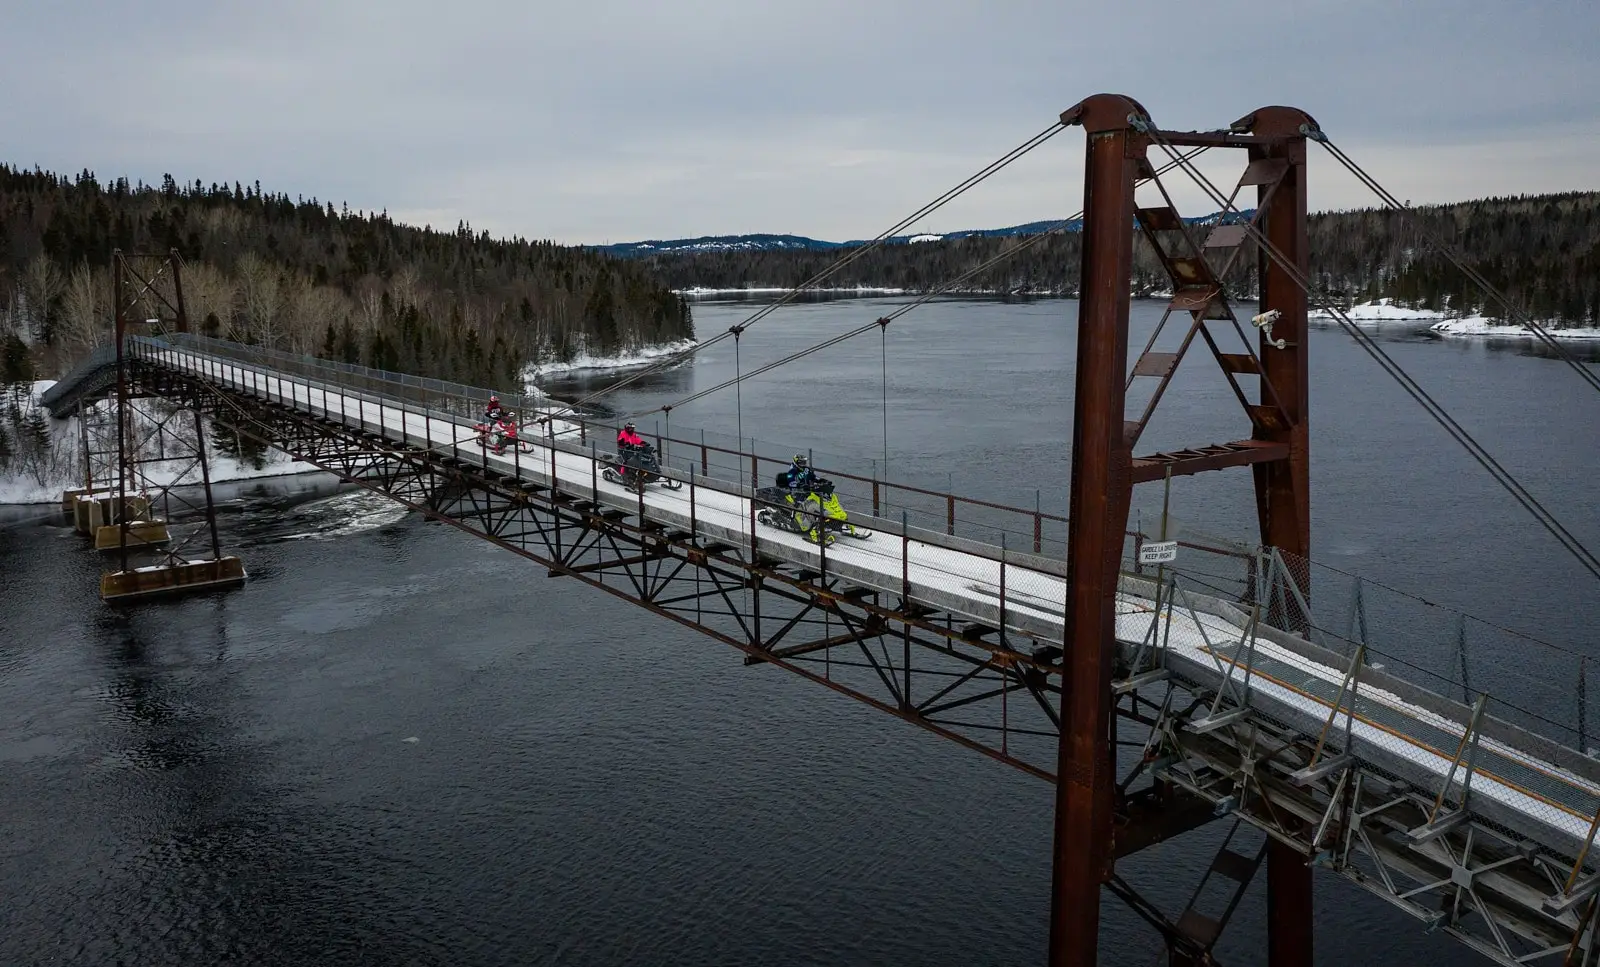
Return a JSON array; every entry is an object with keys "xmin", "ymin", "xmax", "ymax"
[
  {"xmin": 544, "ymin": 120, "xmax": 1071, "ymax": 418},
  {"xmin": 619, "ymin": 146, "xmax": 1213, "ymax": 421},
  {"xmin": 880, "ymin": 320, "xmax": 889, "ymax": 479},
  {"xmin": 1315, "ymin": 139, "xmax": 1600, "ymax": 397},
  {"xmin": 1142, "ymin": 130, "xmax": 1600, "ymax": 584}
]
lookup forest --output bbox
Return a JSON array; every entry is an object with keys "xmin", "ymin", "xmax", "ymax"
[
  {"xmin": 638, "ymin": 191, "xmax": 1600, "ymax": 326},
  {"xmin": 0, "ymin": 165, "xmax": 695, "ymax": 387}
]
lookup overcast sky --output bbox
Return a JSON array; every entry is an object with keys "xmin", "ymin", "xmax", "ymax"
[{"xmin": 5, "ymin": 1, "xmax": 1596, "ymax": 244}]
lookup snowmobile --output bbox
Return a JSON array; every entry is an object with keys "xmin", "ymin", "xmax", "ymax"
[
  {"xmin": 755, "ymin": 474, "xmax": 872, "ymax": 545},
  {"xmin": 473, "ymin": 419, "xmax": 530, "ymax": 455},
  {"xmin": 602, "ymin": 442, "xmax": 682, "ymax": 493}
]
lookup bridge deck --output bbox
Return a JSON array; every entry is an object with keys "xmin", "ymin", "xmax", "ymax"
[{"xmin": 138, "ymin": 341, "xmax": 1600, "ymax": 860}]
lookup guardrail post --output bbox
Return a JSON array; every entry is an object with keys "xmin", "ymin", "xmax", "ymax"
[
  {"xmin": 1455, "ymin": 613, "xmax": 1471, "ymax": 705},
  {"xmin": 748, "ymin": 454, "xmax": 758, "ymax": 564},
  {"xmin": 871, "ymin": 460, "xmax": 880, "ymax": 516},
  {"xmin": 701, "ymin": 429, "xmax": 708, "ymax": 474},
  {"xmin": 1033, "ymin": 489, "xmax": 1042, "ymax": 554},
  {"xmin": 689, "ymin": 465, "xmax": 697, "ymax": 538},
  {"xmin": 902, "ymin": 510, "xmax": 911, "ymax": 712},
  {"xmin": 1581, "ymin": 656, "xmax": 1589, "ymax": 755},
  {"xmin": 591, "ymin": 441, "xmax": 599, "ymax": 505}
]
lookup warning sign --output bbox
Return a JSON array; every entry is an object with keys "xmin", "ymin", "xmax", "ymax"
[{"xmin": 1138, "ymin": 540, "xmax": 1178, "ymax": 565}]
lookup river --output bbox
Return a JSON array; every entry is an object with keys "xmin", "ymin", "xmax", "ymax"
[{"xmin": 3, "ymin": 296, "xmax": 1598, "ymax": 965}]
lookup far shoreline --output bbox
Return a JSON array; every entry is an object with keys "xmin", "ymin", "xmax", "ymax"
[{"xmin": 680, "ymin": 290, "xmax": 1600, "ymax": 339}]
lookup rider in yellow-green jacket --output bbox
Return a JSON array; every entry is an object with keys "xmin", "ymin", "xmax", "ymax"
[{"xmin": 780, "ymin": 454, "xmax": 849, "ymax": 543}]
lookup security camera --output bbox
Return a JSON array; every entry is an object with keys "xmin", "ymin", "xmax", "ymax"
[{"xmin": 1251, "ymin": 309, "xmax": 1287, "ymax": 349}]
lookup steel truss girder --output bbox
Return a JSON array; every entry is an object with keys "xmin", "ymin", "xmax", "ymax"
[
  {"xmin": 137, "ymin": 362, "xmax": 1088, "ymax": 780},
  {"xmin": 1145, "ymin": 677, "xmax": 1592, "ymax": 967}
]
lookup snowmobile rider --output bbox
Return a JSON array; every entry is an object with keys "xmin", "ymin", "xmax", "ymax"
[
  {"xmin": 485, "ymin": 395, "xmax": 505, "ymax": 422},
  {"xmin": 780, "ymin": 454, "xmax": 815, "ymax": 493},
  {"xmin": 615, "ymin": 421, "xmax": 647, "ymax": 482},
  {"xmin": 617, "ymin": 421, "xmax": 644, "ymax": 452},
  {"xmin": 492, "ymin": 412, "xmax": 518, "ymax": 454}
]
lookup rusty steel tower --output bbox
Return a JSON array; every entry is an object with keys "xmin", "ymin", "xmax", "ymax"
[{"xmin": 1051, "ymin": 94, "xmax": 1317, "ymax": 966}]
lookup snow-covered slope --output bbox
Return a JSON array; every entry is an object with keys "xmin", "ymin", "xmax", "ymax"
[{"xmin": 0, "ymin": 380, "xmax": 317, "ymax": 505}]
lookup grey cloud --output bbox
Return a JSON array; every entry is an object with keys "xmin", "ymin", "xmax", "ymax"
[{"xmin": 3, "ymin": 0, "xmax": 1596, "ymax": 243}]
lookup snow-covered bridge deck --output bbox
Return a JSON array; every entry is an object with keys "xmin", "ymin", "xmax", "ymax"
[{"xmin": 108, "ymin": 337, "xmax": 1600, "ymax": 899}]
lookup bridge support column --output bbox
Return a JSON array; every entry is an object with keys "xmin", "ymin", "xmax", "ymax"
[
  {"xmin": 1050, "ymin": 93, "xmax": 1149, "ymax": 967},
  {"xmin": 1244, "ymin": 106, "xmax": 1316, "ymax": 967}
]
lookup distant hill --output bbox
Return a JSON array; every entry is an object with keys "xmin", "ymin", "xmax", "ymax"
[
  {"xmin": 592, "ymin": 213, "xmax": 1264, "ymax": 259},
  {"xmin": 588, "ymin": 216, "xmax": 1180, "ymax": 258},
  {"xmin": 626, "ymin": 192, "xmax": 1600, "ymax": 326}
]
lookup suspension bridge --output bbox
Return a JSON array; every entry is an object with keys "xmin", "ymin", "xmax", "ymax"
[{"xmin": 36, "ymin": 94, "xmax": 1600, "ymax": 966}]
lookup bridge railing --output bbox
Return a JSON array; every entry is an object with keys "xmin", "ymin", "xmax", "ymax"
[
  {"xmin": 1289, "ymin": 550, "xmax": 1597, "ymax": 756},
  {"xmin": 149, "ymin": 332, "xmax": 1082, "ymax": 558},
  {"xmin": 1153, "ymin": 539, "xmax": 1598, "ymax": 755}
]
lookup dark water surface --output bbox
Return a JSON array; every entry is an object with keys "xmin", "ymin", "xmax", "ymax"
[{"xmin": 4, "ymin": 297, "xmax": 1598, "ymax": 965}]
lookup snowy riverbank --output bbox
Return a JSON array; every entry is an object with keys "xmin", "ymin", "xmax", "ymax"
[
  {"xmin": 1310, "ymin": 298, "xmax": 1445, "ymax": 322},
  {"xmin": 0, "ymin": 380, "xmax": 320, "ymax": 506},
  {"xmin": 677, "ymin": 285, "xmax": 909, "ymax": 297},
  {"xmin": 1312, "ymin": 298, "xmax": 1599, "ymax": 339},
  {"xmin": 1428, "ymin": 317, "xmax": 1600, "ymax": 340},
  {"xmin": 522, "ymin": 338, "xmax": 699, "ymax": 380}
]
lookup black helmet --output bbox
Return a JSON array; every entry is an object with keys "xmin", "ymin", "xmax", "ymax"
[{"xmin": 793, "ymin": 454, "xmax": 808, "ymax": 468}]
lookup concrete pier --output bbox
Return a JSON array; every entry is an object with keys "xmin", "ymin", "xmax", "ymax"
[
  {"xmin": 72, "ymin": 493, "xmax": 150, "ymax": 536},
  {"xmin": 93, "ymin": 520, "xmax": 172, "ymax": 551},
  {"xmin": 100, "ymin": 557, "xmax": 247, "ymax": 603}
]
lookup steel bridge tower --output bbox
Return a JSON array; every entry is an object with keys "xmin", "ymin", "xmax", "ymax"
[{"xmin": 1051, "ymin": 94, "xmax": 1317, "ymax": 966}]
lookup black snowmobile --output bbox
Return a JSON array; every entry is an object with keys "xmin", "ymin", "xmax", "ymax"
[
  {"xmin": 755, "ymin": 474, "xmax": 872, "ymax": 545},
  {"xmin": 602, "ymin": 442, "xmax": 682, "ymax": 493}
]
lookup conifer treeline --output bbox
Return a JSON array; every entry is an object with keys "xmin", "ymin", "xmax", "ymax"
[
  {"xmin": 639, "ymin": 191, "xmax": 1600, "ymax": 325},
  {"xmin": 0, "ymin": 165, "xmax": 694, "ymax": 384}
]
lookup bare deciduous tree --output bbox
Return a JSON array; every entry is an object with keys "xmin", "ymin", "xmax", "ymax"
[
  {"xmin": 286, "ymin": 283, "xmax": 348, "ymax": 354},
  {"xmin": 235, "ymin": 253, "xmax": 284, "ymax": 347},
  {"xmin": 20, "ymin": 254, "xmax": 65, "ymax": 342},
  {"xmin": 181, "ymin": 262, "xmax": 236, "ymax": 336},
  {"xmin": 58, "ymin": 263, "xmax": 109, "ymax": 357}
]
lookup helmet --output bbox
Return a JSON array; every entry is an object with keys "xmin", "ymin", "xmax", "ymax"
[
  {"xmin": 624, "ymin": 421, "xmax": 636, "ymax": 431},
  {"xmin": 490, "ymin": 395, "xmax": 499, "ymax": 403},
  {"xmin": 793, "ymin": 454, "xmax": 808, "ymax": 468}
]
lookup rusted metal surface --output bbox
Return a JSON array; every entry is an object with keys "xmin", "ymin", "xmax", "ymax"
[
  {"xmin": 1130, "ymin": 440, "xmax": 1290, "ymax": 483},
  {"xmin": 1245, "ymin": 106, "xmax": 1314, "ymax": 569},
  {"xmin": 112, "ymin": 254, "xmax": 132, "ymax": 575},
  {"xmin": 1052, "ymin": 92, "xmax": 1147, "ymax": 967},
  {"xmin": 1244, "ymin": 104, "xmax": 1318, "ymax": 967}
]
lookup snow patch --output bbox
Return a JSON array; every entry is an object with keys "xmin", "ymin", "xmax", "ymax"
[
  {"xmin": 523, "ymin": 338, "xmax": 699, "ymax": 380},
  {"xmin": 0, "ymin": 380, "xmax": 321, "ymax": 506},
  {"xmin": 676, "ymin": 285, "xmax": 909, "ymax": 297},
  {"xmin": 1310, "ymin": 299, "xmax": 1600, "ymax": 338},
  {"xmin": 1429, "ymin": 316, "xmax": 1600, "ymax": 340},
  {"xmin": 1310, "ymin": 298, "xmax": 1445, "ymax": 322},
  {"xmin": 907, "ymin": 234, "xmax": 943, "ymax": 244}
]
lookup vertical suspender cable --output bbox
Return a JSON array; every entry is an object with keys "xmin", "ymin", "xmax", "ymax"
[
  {"xmin": 732, "ymin": 326, "xmax": 744, "ymax": 480},
  {"xmin": 880, "ymin": 318, "xmax": 890, "ymax": 482}
]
